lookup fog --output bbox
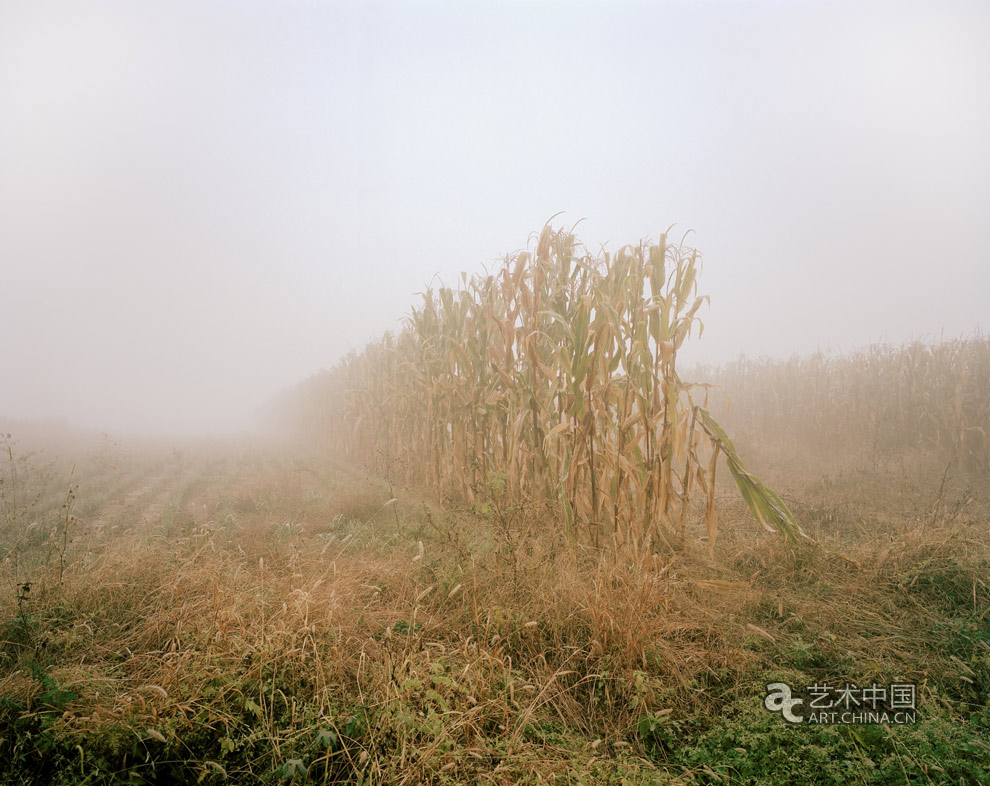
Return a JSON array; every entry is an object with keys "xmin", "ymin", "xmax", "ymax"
[{"xmin": 1, "ymin": 0, "xmax": 987, "ymax": 436}]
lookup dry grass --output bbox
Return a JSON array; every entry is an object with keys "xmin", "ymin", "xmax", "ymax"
[{"xmin": 1, "ymin": 437, "xmax": 988, "ymax": 784}]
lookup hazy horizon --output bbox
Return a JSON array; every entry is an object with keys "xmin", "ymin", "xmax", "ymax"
[{"xmin": 2, "ymin": 0, "xmax": 988, "ymax": 437}]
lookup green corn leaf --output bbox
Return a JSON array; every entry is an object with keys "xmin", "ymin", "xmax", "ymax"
[{"xmin": 695, "ymin": 406, "xmax": 808, "ymax": 543}]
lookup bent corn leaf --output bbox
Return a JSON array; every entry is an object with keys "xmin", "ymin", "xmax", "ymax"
[{"xmin": 695, "ymin": 406, "xmax": 807, "ymax": 543}]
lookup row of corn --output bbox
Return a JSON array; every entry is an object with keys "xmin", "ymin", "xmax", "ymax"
[
  {"xmin": 708, "ymin": 337, "xmax": 990, "ymax": 475},
  {"xmin": 287, "ymin": 226, "xmax": 801, "ymax": 548}
]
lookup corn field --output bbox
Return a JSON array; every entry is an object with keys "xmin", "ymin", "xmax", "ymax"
[
  {"xmin": 292, "ymin": 226, "xmax": 798, "ymax": 550},
  {"xmin": 707, "ymin": 337, "xmax": 990, "ymax": 476}
]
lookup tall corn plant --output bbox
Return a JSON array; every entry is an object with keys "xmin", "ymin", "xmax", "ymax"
[{"xmin": 308, "ymin": 225, "xmax": 801, "ymax": 551}]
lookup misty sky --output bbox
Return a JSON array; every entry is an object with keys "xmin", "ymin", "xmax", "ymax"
[{"xmin": 1, "ymin": 0, "xmax": 988, "ymax": 436}]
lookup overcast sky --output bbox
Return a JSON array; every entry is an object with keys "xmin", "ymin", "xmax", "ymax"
[{"xmin": 1, "ymin": 0, "xmax": 987, "ymax": 435}]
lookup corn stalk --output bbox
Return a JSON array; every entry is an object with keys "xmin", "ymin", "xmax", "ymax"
[{"xmin": 295, "ymin": 225, "xmax": 802, "ymax": 550}]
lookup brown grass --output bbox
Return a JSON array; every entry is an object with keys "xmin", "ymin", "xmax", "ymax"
[{"xmin": 1, "ymin": 435, "xmax": 987, "ymax": 783}]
